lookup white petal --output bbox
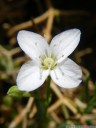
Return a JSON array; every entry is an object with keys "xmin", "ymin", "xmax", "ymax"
[
  {"xmin": 58, "ymin": 58, "xmax": 82, "ymax": 79},
  {"xmin": 50, "ymin": 58, "xmax": 82, "ymax": 88},
  {"xmin": 17, "ymin": 30, "xmax": 50, "ymax": 62},
  {"xmin": 50, "ymin": 29, "xmax": 81, "ymax": 63},
  {"xmin": 16, "ymin": 61, "xmax": 49, "ymax": 91}
]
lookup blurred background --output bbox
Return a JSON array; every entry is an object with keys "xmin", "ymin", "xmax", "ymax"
[{"xmin": 0, "ymin": 0, "xmax": 96, "ymax": 128}]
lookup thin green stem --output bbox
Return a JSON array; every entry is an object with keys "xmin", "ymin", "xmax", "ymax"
[
  {"xmin": 33, "ymin": 76, "xmax": 51, "ymax": 128},
  {"xmin": 46, "ymin": 76, "xmax": 51, "ymax": 105}
]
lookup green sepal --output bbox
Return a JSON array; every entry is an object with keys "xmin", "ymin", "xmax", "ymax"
[
  {"xmin": 23, "ymin": 92, "xmax": 31, "ymax": 97},
  {"xmin": 7, "ymin": 85, "xmax": 31, "ymax": 98}
]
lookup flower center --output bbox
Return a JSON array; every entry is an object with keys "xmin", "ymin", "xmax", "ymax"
[{"xmin": 41, "ymin": 56, "xmax": 57, "ymax": 70}]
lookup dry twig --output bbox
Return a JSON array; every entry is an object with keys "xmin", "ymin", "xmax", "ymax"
[{"xmin": 9, "ymin": 97, "xmax": 34, "ymax": 128}]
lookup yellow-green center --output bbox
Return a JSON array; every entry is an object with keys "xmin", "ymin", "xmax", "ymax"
[{"xmin": 41, "ymin": 57, "xmax": 57, "ymax": 70}]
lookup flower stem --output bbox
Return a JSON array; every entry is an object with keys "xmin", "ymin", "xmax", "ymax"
[
  {"xmin": 46, "ymin": 76, "xmax": 51, "ymax": 106},
  {"xmin": 35, "ymin": 98, "xmax": 48, "ymax": 128},
  {"xmin": 33, "ymin": 76, "xmax": 51, "ymax": 128}
]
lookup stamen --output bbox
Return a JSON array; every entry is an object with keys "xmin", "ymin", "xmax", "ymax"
[
  {"xmin": 35, "ymin": 42, "xmax": 37, "ymax": 45},
  {"xmin": 39, "ymin": 56, "xmax": 41, "ymax": 59},
  {"xmin": 34, "ymin": 42, "xmax": 47, "ymax": 58},
  {"xmin": 57, "ymin": 54, "xmax": 64, "ymax": 63},
  {"xmin": 45, "ymin": 49, "xmax": 48, "ymax": 57},
  {"xmin": 53, "ymin": 44, "xmax": 57, "ymax": 47},
  {"xmin": 54, "ymin": 70, "xmax": 58, "ymax": 80},
  {"xmin": 58, "ymin": 66, "xmax": 64, "ymax": 75},
  {"xmin": 35, "ymin": 57, "xmax": 39, "ymax": 60},
  {"xmin": 40, "ymin": 68, "xmax": 42, "ymax": 79},
  {"xmin": 60, "ymin": 39, "xmax": 63, "ymax": 43}
]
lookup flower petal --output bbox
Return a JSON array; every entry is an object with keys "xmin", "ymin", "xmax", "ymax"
[
  {"xmin": 16, "ymin": 61, "xmax": 49, "ymax": 91},
  {"xmin": 50, "ymin": 58, "xmax": 82, "ymax": 88},
  {"xmin": 50, "ymin": 29, "xmax": 81, "ymax": 63},
  {"xmin": 17, "ymin": 30, "xmax": 50, "ymax": 62}
]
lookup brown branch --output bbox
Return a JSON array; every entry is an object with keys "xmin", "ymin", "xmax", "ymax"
[
  {"xmin": 43, "ymin": 8, "xmax": 55, "ymax": 42},
  {"xmin": 50, "ymin": 80, "xmax": 77, "ymax": 114},
  {"xmin": 7, "ymin": 9, "xmax": 51, "ymax": 36},
  {"xmin": 75, "ymin": 48, "xmax": 93, "ymax": 63},
  {"xmin": 7, "ymin": 8, "xmax": 60, "ymax": 37},
  {"xmin": 9, "ymin": 97, "xmax": 34, "ymax": 128},
  {"xmin": 10, "ymin": 47, "xmax": 21, "ymax": 56},
  {"xmin": 49, "ymin": 112, "xmax": 61, "ymax": 124}
]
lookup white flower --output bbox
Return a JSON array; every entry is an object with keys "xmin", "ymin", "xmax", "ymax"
[{"xmin": 16, "ymin": 29, "xmax": 82, "ymax": 91}]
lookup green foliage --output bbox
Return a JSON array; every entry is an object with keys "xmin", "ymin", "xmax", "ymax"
[
  {"xmin": 57, "ymin": 120, "xmax": 80, "ymax": 128},
  {"xmin": 0, "ymin": 56, "xmax": 8, "ymax": 70},
  {"xmin": 2, "ymin": 95, "xmax": 13, "ymax": 107},
  {"xmin": 83, "ymin": 71, "xmax": 90, "ymax": 101},
  {"xmin": 84, "ymin": 96, "xmax": 96, "ymax": 113},
  {"xmin": 57, "ymin": 123, "xmax": 67, "ymax": 128},
  {"xmin": 84, "ymin": 82, "xmax": 96, "ymax": 113}
]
